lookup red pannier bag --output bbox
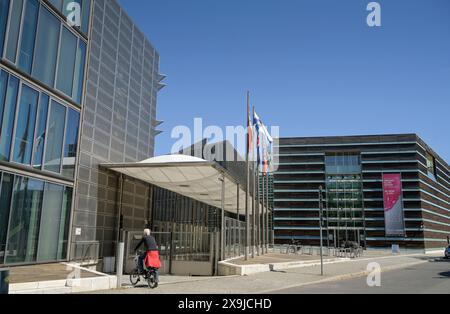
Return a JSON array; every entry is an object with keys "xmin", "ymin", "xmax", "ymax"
[{"xmin": 144, "ymin": 250, "xmax": 161, "ymax": 269}]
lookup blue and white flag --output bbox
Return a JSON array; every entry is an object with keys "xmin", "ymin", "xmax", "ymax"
[{"xmin": 253, "ymin": 112, "xmax": 273, "ymax": 174}]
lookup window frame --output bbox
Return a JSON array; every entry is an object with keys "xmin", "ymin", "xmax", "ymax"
[
  {"xmin": 0, "ymin": 73, "xmax": 20, "ymax": 162},
  {"xmin": 0, "ymin": 171, "xmax": 74, "ymax": 266},
  {"xmin": 0, "ymin": 172, "xmax": 16, "ymax": 266},
  {"xmin": 16, "ymin": 0, "xmax": 40, "ymax": 74},
  {"xmin": 55, "ymin": 25, "xmax": 78, "ymax": 97},
  {"xmin": 426, "ymin": 152, "xmax": 437, "ymax": 180},
  {"xmin": 32, "ymin": 92, "xmax": 50, "ymax": 170},
  {"xmin": 4, "ymin": 0, "xmax": 25, "ymax": 63},
  {"xmin": 0, "ymin": 0, "xmax": 12, "ymax": 57},
  {"xmin": 0, "ymin": 66, "xmax": 81, "ymax": 180},
  {"xmin": 11, "ymin": 82, "xmax": 39, "ymax": 165},
  {"xmin": 3, "ymin": 1, "xmax": 88, "ymax": 105}
]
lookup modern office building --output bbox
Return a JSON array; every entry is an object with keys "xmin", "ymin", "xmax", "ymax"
[
  {"xmin": 0, "ymin": 0, "xmax": 164, "ymax": 268},
  {"xmin": 0, "ymin": 0, "xmax": 270, "ymax": 274},
  {"xmin": 274, "ymin": 134, "xmax": 450, "ymax": 251},
  {"xmin": 0, "ymin": 0, "xmax": 91, "ymax": 266}
]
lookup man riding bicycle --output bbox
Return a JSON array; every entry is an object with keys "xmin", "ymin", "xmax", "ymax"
[{"xmin": 134, "ymin": 229, "xmax": 160, "ymax": 282}]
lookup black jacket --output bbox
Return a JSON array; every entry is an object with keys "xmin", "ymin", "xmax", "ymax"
[{"xmin": 135, "ymin": 235, "xmax": 158, "ymax": 252}]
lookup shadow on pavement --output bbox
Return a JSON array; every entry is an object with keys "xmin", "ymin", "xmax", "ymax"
[
  {"xmin": 413, "ymin": 256, "xmax": 448, "ymax": 262},
  {"xmin": 438, "ymin": 271, "xmax": 450, "ymax": 278},
  {"xmin": 424, "ymin": 257, "xmax": 450, "ymax": 279}
]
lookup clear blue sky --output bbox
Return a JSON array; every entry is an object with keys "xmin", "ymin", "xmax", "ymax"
[{"xmin": 118, "ymin": 0, "xmax": 450, "ymax": 162}]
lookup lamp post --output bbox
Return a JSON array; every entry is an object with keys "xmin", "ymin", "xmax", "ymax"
[{"xmin": 319, "ymin": 186, "xmax": 324, "ymax": 276}]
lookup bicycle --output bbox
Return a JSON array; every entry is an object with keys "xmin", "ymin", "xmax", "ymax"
[
  {"xmin": 288, "ymin": 239, "xmax": 302, "ymax": 254},
  {"xmin": 129, "ymin": 251, "xmax": 159, "ymax": 289}
]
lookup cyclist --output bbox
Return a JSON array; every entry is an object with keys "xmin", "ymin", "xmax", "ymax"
[{"xmin": 134, "ymin": 229, "xmax": 160, "ymax": 282}]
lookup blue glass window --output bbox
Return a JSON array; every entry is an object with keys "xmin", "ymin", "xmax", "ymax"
[
  {"xmin": 325, "ymin": 153, "xmax": 362, "ymax": 175},
  {"xmin": 32, "ymin": 93, "xmax": 49, "ymax": 170},
  {"xmin": 0, "ymin": 70, "xmax": 7, "ymax": 124},
  {"xmin": 62, "ymin": 109, "xmax": 79, "ymax": 178},
  {"xmin": 72, "ymin": 40, "xmax": 86, "ymax": 104},
  {"xmin": 59, "ymin": 187, "xmax": 72, "ymax": 259},
  {"xmin": 0, "ymin": 0, "xmax": 10, "ymax": 55},
  {"xmin": 56, "ymin": 27, "xmax": 77, "ymax": 96},
  {"xmin": 0, "ymin": 173, "xmax": 13, "ymax": 263},
  {"xmin": 44, "ymin": 101, "xmax": 66, "ymax": 173},
  {"xmin": 37, "ymin": 183, "xmax": 64, "ymax": 262},
  {"xmin": 0, "ymin": 75, "xmax": 19, "ymax": 161},
  {"xmin": 5, "ymin": 0, "xmax": 23, "ymax": 63},
  {"xmin": 5, "ymin": 176, "xmax": 44, "ymax": 264},
  {"xmin": 48, "ymin": 0, "xmax": 62, "ymax": 10},
  {"xmin": 17, "ymin": 0, "xmax": 39, "ymax": 74},
  {"xmin": 12, "ymin": 85, "xmax": 39, "ymax": 165},
  {"xmin": 32, "ymin": 6, "xmax": 60, "ymax": 87},
  {"xmin": 36, "ymin": 184, "xmax": 72, "ymax": 262},
  {"xmin": 1, "ymin": 172, "xmax": 73, "ymax": 265}
]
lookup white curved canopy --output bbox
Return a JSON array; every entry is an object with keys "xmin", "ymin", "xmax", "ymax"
[
  {"xmin": 139, "ymin": 154, "xmax": 207, "ymax": 164},
  {"xmin": 102, "ymin": 155, "xmax": 248, "ymax": 214}
]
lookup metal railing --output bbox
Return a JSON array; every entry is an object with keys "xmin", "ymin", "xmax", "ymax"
[{"xmin": 272, "ymin": 244, "xmax": 364, "ymax": 259}]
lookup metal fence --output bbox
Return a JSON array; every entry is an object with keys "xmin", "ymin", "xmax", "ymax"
[
  {"xmin": 125, "ymin": 231, "xmax": 216, "ymax": 274},
  {"xmin": 271, "ymin": 245, "xmax": 364, "ymax": 259},
  {"xmin": 224, "ymin": 217, "xmax": 246, "ymax": 259}
]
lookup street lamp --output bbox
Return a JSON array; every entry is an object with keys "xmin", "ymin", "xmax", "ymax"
[{"xmin": 319, "ymin": 185, "xmax": 325, "ymax": 276}]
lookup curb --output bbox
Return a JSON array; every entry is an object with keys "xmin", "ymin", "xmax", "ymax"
[
  {"xmin": 269, "ymin": 258, "xmax": 350, "ymax": 271},
  {"xmin": 218, "ymin": 258, "xmax": 349, "ymax": 276},
  {"xmin": 257, "ymin": 260, "xmax": 429, "ymax": 294},
  {"xmin": 10, "ymin": 276, "xmax": 118, "ymax": 294},
  {"xmin": 9, "ymin": 263, "xmax": 117, "ymax": 294}
]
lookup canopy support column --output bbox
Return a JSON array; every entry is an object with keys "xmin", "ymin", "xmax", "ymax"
[{"xmin": 220, "ymin": 173, "xmax": 226, "ymax": 261}]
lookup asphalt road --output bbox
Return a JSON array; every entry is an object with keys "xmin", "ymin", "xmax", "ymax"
[{"xmin": 272, "ymin": 258, "xmax": 450, "ymax": 294}]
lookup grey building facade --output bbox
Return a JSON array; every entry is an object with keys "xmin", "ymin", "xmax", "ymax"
[
  {"xmin": 274, "ymin": 134, "xmax": 450, "ymax": 251},
  {"xmin": 71, "ymin": 0, "xmax": 165, "ymax": 262},
  {"xmin": 0, "ymin": 0, "xmax": 164, "ymax": 267}
]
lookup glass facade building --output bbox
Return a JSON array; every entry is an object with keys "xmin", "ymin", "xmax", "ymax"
[
  {"xmin": 0, "ymin": 0, "xmax": 164, "ymax": 267},
  {"xmin": 324, "ymin": 153, "xmax": 366, "ymax": 247},
  {"xmin": 273, "ymin": 134, "xmax": 450, "ymax": 250},
  {"xmin": 0, "ymin": 0, "xmax": 88, "ymax": 266}
]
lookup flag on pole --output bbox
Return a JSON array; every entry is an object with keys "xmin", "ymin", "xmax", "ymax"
[{"xmin": 253, "ymin": 112, "xmax": 273, "ymax": 174}]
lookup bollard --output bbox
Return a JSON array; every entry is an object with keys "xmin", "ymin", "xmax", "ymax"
[
  {"xmin": 0, "ymin": 269, "xmax": 9, "ymax": 295},
  {"xmin": 116, "ymin": 242, "xmax": 125, "ymax": 289}
]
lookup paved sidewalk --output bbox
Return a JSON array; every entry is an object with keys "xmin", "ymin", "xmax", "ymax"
[
  {"xmin": 121, "ymin": 274, "xmax": 226, "ymax": 288},
  {"xmin": 96, "ymin": 253, "xmax": 439, "ymax": 294}
]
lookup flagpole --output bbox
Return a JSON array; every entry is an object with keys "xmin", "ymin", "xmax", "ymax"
[
  {"xmin": 245, "ymin": 92, "xmax": 250, "ymax": 261},
  {"xmin": 256, "ymin": 156, "xmax": 261, "ymax": 256},
  {"xmin": 266, "ymin": 172, "xmax": 270, "ymax": 253},
  {"xmin": 252, "ymin": 106, "xmax": 256, "ymax": 259},
  {"xmin": 260, "ymin": 133, "xmax": 264, "ymax": 255},
  {"xmin": 255, "ymin": 115, "xmax": 260, "ymax": 257},
  {"xmin": 262, "ymin": 170, "xmax": 266, "ymax": 255}
]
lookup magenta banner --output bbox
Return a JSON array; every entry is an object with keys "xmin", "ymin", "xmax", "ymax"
[{"xmin": 382, "ymin": 174, "xmax": 406, "ymax": 236}]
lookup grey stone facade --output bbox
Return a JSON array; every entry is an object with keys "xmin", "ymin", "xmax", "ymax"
[{"xmin": 70, "ymin": 0, "xmax": 164, "ymax": 261}]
